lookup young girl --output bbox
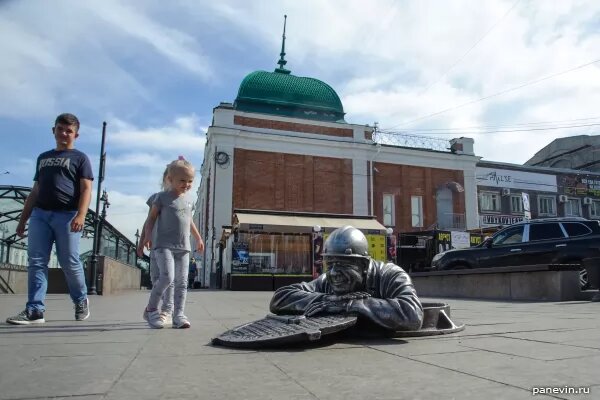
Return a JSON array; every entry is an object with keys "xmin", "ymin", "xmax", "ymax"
[
  {"xmin": 142, "ymin": 157, "xmax": 204, "ymax": 329},
  {"xmin": 138, "ymin": 167, "xmax": 173, "ymax": 325}
]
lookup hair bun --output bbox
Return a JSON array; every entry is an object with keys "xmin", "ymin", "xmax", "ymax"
[{"xmin": 178, "ymin": 155, "xmax": 185, "ymax": 160}]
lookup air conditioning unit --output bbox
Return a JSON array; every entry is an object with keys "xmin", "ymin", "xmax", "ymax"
[
  {"xmin": 583, "ymin": 197, "xmax": 593, "ymax": 205},
  {"xmin": 501, "ymin": 188, "xmax": 511, "ymax": 196},
  {"xmin": 558, "ymin": 195, "xmax": 568, "ymax": 203}
]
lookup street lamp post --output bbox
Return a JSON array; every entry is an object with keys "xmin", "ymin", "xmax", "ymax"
[
  {"xmin": 134, "ymin": 229, "xmax": 140, "ymax": 268},
  {"xmin": 0, "ymin": 224, "xmax": 7, "ymax": 263},
  {"xmin": 88, "ymin": 122, "xmax": 107, "ymax": 295}
]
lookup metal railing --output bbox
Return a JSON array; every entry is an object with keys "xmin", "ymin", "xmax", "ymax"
[
  {"xmin": 436, "ymin": 213, "xmax": 466, "ymax": 231},
  {"xmin": 373, "ymin": 131, "xmax": 450, "ymax": 152}
]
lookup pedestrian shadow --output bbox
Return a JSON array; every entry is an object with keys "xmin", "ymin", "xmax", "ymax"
[{"xmin": 0, "ymin": 322, "xmax": 150, "ymax": 334}]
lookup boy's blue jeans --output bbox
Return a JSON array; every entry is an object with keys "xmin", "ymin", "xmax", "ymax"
[{"xmin": 26, "ymin": 208, "xmax": 88, "ymax": 312}]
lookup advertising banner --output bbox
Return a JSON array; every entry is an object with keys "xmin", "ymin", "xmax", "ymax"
[
  {"xmin": 312, "ymin": 231, "xmax": 324, "ymax": 278},
  {"xmin": 366, "ymin": 234, "xmax": 386, "ymax": 261},
  {"xmin": 231, "ymin": 242, "xmax": 249, "ymax": 273}
]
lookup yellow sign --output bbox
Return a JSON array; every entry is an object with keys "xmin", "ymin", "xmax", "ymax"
[{"xmin": 366, "ymin": 234, "xmax": 386, "ymax": 262}]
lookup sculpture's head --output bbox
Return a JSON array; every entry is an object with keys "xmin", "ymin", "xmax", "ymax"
[{"xmin": 322, "ymin": 225, "xmax": 371, "ymax": 295}]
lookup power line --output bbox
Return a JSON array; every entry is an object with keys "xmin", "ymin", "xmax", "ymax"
[
  {"xmin": 418, "ymin": 0, "xmax": 521, "ymax": 96},
  {"xmin": 387, "ymin": 57, "xmax": 600, "ymax": 129},
  {"xmin": 380, "ymin": 115, "xmax": 600, "ymax": 133},
  {"xmin": 379, "ymin": 121, "xmax": 600, "ymax": 136}
]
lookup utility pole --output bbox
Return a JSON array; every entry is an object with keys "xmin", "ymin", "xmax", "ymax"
[{"xmin": 89, "ymin": 122, "xmax": 107, "ymax": 295}]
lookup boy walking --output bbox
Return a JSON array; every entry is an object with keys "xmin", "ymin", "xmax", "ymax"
[{"xmin": 6, "ymin": 113, "xmax": 94, "ymax": 325}]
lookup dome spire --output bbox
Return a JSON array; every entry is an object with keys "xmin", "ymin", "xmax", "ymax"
[{"xmin": 275, "ymin": 15, "xmax": 291, "ymax": 74}]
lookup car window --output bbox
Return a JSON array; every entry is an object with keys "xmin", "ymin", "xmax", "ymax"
[
  {"xmin": 562, "ymin": 222, "xmax": 592, "ymax": 237},
  {"xmin": 492, "ymin": 226, "xmax": 524, "ymax": 245},
  {"xmin": 529, "ymin": 223, "xmax": 565, "ymax": 241}
]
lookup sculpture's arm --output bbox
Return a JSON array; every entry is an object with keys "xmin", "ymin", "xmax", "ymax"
[
  {"xmin": 269, "ymin": 277, "xmax": 329, "ymax": 315},
  {"xmin": 348, "ymin": 268, "xmax": 423, "ymax": 331}
]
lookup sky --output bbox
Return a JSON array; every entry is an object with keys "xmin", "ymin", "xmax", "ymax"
[{"xmin": 1, "ymin": 0, "xmax": 599, "ymax": 242}]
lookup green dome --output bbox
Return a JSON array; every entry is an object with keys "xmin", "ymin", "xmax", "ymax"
[{"xmin": 234, "ymin": 70, "xmax": 346, "ymax": 122}]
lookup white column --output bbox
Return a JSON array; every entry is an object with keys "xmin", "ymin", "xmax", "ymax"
[{"xmin": 463, "ymin": 166, "xmax": 480, "ymax": 229}]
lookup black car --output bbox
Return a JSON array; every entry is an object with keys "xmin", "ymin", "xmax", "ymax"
[{"xmin": 430, "ymin": 218, "xmax": 600, "ymax": 289}]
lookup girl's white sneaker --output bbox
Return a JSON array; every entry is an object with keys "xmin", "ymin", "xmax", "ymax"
[
  {"xmin": 173, "ymin": 316, "xmax": 191, "ymax": 329},
  {"xmin": 146, "ymin": 310, "xmax": 164, "ymax": 329}
]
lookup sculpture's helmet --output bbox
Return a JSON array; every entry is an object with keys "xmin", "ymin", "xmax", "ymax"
[{"xmin": 323, "ymin": 226, "xmax": 370, "ymax": 265}]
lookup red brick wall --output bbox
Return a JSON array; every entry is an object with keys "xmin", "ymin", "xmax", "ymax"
[
  {"xmin": 373, "ymin": 162, "xmax": 465, "ymax": 232},
  {"xmin": 234, "ymin": 115, "xmax": 353, "ymax": 138},
  {"xmin": 233, "ymin": 149, "xmax": 353, "ymax": 213}
]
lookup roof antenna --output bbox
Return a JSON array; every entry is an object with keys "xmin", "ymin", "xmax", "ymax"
[{"xmin": 275, "ymin": 15, "xmax": 291, "ymax": 74}]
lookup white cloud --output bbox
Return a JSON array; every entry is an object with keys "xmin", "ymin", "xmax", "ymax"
[
  {"xmin": 101, "ymin": 190, "xmax": 151, "ymax": 241},
  {"xmin": 91, "ymin": 0, "xmax": 213, "ymax": 79},
  {"xmin": 109, "ymin": 115, "xmax": 207, "ymax": 152},
  {"xmin": 0, "ymin": 0, "xmax": 214, "ymax": 119}
]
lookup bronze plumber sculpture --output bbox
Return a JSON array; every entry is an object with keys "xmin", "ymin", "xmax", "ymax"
[{"xmin": 213, "ymin": 226, "xmax": 464, "ymax": 348}]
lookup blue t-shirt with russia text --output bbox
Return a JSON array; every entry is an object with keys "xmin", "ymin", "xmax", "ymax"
[{"xmin": 34, "ymin": 149, "xmax": 94, "ymax": 211}]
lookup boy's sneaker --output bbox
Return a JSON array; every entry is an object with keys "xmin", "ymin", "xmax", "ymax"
[
  {"xmin": 159, "ymin": 311, "xmax": 173, "ymax": 326},
  {"xmin": 146, "ymin": 310, "xmax": 164, "ymax": 329},
  {"xmin": 6, "ymin": 309, "xmax": 45, "ymax": 325},
  {"xmin": 173, "ymin": 315, "xmax": 191, "ymax": 329},
  {"xmin": 75, "ymin": 298, "xmax": 90, "ymax": 321}
]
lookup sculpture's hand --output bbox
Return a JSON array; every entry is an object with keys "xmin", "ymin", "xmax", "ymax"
[
  {"xmin": 337, "ymin": 292, "xmax": 371, "ymax": 301},
  {"xmin": 304, "ymin": 299, "xmax": 348, "ymax": 317}
]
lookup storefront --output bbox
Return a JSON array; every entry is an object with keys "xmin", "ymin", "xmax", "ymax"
[{"xmin": 223, "ymin": 210, "xmax": 387, "ymax": 291}]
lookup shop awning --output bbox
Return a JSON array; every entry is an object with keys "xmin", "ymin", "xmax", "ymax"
[{"xmin": 233, "ymin": 212, "xmax": 387, "ymax": 234}]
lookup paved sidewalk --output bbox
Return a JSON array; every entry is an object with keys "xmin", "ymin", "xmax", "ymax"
[{"xmin": 0, "ymin": 291, "xmax": 598, "ymax": 400}]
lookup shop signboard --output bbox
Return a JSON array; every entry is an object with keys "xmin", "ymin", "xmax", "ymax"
[
  {"xmin": 450, "ymin": 231, "xmax": 470, "ymax": 249},
  {"xmin": 366, "ymin": 234, "xmax": 386, "ymax": 261},
  {"xmin": 312, "ymin": 231, "xmax": 324, "ymax": 278},
  {"xmin": 435, "ymin": 231, "xmax": 452, "ymax": 253},
  {"xmin": 561, "ymin": 175, "xmax": 600, "ymax": 197},
  {"xmin": 231, "ymin": 242, "xmax": 249, "ymax": 273},
  {"xmin": 476, "ymin": 167, "xmax": 557, "ymax": 192},
  {"xmin": 480, "ymin": 214, "xmax": 524, "ymax": 227},
  {"xmin": 470, "ymin": 234, "xmax": 483, "ymax": 247}
]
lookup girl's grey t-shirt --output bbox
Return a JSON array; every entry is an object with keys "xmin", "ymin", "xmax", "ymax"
[
  {"xmin": 152, "ymin": 191, "xmax": 194, "ymax": 251},
  {"xmin": 146, "ymin": 193, "xmax": 159, "ymax": 245}
]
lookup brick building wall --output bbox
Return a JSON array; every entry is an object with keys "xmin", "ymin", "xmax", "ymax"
[
  {"xmin": 234, "ymin": 115, "xmax": 354, "ymax": 138},
  {"xmin": 233, "ymin": 148, "xmax": 353, "ymax": 213},
  {"xmin": 373, "ymin": 162, "xmax": 466, "ymax": 231}
]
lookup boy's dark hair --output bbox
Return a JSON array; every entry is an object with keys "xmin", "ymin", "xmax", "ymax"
[{"xmin": 55, "ymin": 113, "xmax": 80, "ymax": 131}]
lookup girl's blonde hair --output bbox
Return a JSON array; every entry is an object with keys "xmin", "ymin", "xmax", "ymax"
[
  {"xmin": 160, "ymin": 167, "xmax": 169, "ymax": 190},
  {"xmin": 166, "ymin": 156, "xmax": 195, "ymax": 179}
]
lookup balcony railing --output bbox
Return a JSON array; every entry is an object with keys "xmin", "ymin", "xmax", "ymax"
[{"xmin": 436, "ymin": 213, "xmax": 466, "ymax": 231}]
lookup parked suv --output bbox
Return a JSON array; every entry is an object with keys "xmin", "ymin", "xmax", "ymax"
[{"xmin": 430, "ymin": 218, "xmax": 600, "ymax": 290}]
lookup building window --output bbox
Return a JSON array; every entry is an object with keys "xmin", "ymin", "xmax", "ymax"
[
  {"xmin": 565, "ymin": 198, "xmax": 581, "ymax": 217},
  {"xmin": 591, "ymin": 200, "xmax": 600, "ymax": 219},
  {"xmin": 411, "ymin": 196, "xmax": 423, "ymax": 227},
  {"xmin": 538, "ymin": 196, "xmax": 556, "ymax": 216},
  {"xmin": 383, "ymin": 194, "xmax": 394, "ymax": 226},
  {"xmin": 480, "ymin": 192, "xmax": 500, "ymax": 212},
  {"xmin": 236, "ymin": 233, "xmax": 311, "ymax": 275},
  {"xmin": 510, "ymin": 195, "xmax": 523, "ymax": 213}
]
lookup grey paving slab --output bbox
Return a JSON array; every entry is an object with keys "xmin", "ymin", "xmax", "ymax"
[
  {"xmin": 105, "ymin": 353, "xmax": 316, "ymax": 400},
  {"xmin": 261, "ymin": 346, "xmax": 555, "ymax": 400},
  {"xmin": 410, "ymin": 349, "xmax": 599, "ymax": 397},
  {"xmin": 455, "ymin": 336, "xmax": 600, "ymax": 361},
  {"xmin": 0, "ymin": 354, "xmax": 134, "ymax": 399},
  {"xmin": 0, "ymin": 292, "xmax": 598, "ymax": 400},
  {"xmin": 499, "ymin": 327, "xmax": 600, "ymax": 344}
]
